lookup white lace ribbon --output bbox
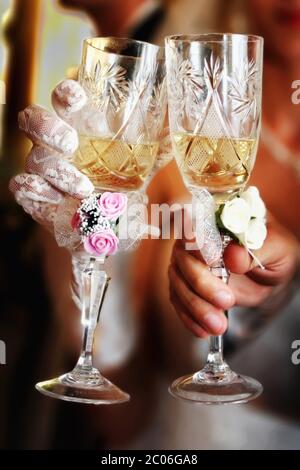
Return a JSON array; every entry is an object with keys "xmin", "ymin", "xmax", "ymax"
[
  {"xmin": 54, "ymin": 196, "xmax": 82, "ymax": 250},
  {"xmin": 191, "ymin": 189, "xmax": 223, "ymax": 266}
]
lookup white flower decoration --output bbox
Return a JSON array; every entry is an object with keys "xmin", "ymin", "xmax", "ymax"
[
  {"xmin": 240, "ymin": 186, "xmax": 266, "ymax": 219},
  {"xmin": 220, "ymin": 198, "xmax": 251, "ymax": 234},
  {"xmin": 239, "ymin": 218, "xmax": 267, "ymax": 250},
  {"xmin": 216, "ymin": 185, "xmax": 267, "ymax": 264}
]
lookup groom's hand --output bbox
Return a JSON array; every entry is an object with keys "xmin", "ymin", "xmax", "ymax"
[{"xmin": 168, "ymin": 219, "xmax": 298, "ymax": 338}]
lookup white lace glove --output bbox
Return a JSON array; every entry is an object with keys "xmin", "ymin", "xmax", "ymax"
[
  {"xmin": 9, "ymin": 80, "xmax": 94, "ymax": 231},
  {"xmin": 9, "ymin": 79, "xmax": 172, "ymax": 233}
]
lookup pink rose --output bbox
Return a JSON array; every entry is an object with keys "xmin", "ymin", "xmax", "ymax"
[
  {"xmin": 71, "ymin": 211, "xmax": 81, "ymax": 230},
  {"xmin": 83, "ymin": 229, "xmax": 119, "ymax": 256},
  {"xmin": 98, "ymin": 192, "xmax": 127, "ymax": 220}
]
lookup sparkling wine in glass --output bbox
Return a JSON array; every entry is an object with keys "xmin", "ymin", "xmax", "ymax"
[
  {"xmin": 166, "ymin": 33, "xmax": 264, "ymax": 404},
  {"xmin": 172, "ymin": 134, "xmax": 258, "ymax": 203},
  {"xmin": 35, "ymin": 37, "xmax": 166, "ymax": 404},
  {"xmin": 73, "ymin": 38, "xmax": 166, "ymax": 192},
  {"xmin": 75, "ymin": 135, "xmax": 159, "ymax": 190}
]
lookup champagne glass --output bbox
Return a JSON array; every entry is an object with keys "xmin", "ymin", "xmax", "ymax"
[
  {"xmin": 165, "ymin": 33, "xmax": 264, "ymax": 404},
  {"xmin": 35, "ymin": 37, "xmax": 166, "ymax": 404}
]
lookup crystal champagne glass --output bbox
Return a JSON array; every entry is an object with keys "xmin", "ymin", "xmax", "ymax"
[
  {"xmin": 35, "ymin": 37, "xmax": 166, "ymax": 404},
  {"xmin": 165, "ymin": 33, "xmax": 264, "ymax": 404}
]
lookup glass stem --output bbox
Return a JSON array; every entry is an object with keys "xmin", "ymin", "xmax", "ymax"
[
  {"xmin": 207, "ymin": 261, "xmax": 229, "ymax": 370},
  {"xmin": 195, "ymin": 235, "xmax": 235, "ymax": 383},
  {"xmin": 66, "ymin": 254, "xmax": 110, "ymax": 384},
  {"xmin": 207, "ymin": 334, "xmax": 225, "ymax": 366}
]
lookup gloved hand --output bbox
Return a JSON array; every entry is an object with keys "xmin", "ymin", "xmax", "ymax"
[
  {"xmin": 9, "ymin": 80, "xmax": 94, "ymax": 231},
  {"xmin": 9, "ymin": 79, "xmax": 172, "ymax": 233}
]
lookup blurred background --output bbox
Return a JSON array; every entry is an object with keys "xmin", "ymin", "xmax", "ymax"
[{"xmin": 0, "ymin": 0, "xmax": 300, "ymax": 450}]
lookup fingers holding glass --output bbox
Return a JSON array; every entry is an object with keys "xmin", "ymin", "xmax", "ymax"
[
  {"xmin": 10, "ymin": 173, "xmax": 63, "ymax": 205},
  {"xmin": 52, "ymin": 79, "xmax": 87, "ymax": 124},
  {"xmin": 18, "ymin": 104, "xmax": 78, "ymax": 154},
  {"xmin": 9, "ymin": 173, "xmax": 61, "ymax": 231},
  {"xmin": 169, "ymin": 288, "xmax": 210, "ymax": 339},
  {"xmin": 25, "ymin": 146, "xmax": 94, "ymax": 199},
  {"xmin": 172, "ymin": 241, "xmax": 235, "ymax": 310},
  {"xmin": 168, "ymin": 262, "xmax": 228, "ymax": 336}
]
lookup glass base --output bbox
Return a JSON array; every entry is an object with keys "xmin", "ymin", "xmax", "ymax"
[
  {"xmin": 169, "ymin": 370, "xmax": 263, "ymax": 405},
  {"xmin": 36, "ymin": 370, "xmax": 130, "ymax": 405}
]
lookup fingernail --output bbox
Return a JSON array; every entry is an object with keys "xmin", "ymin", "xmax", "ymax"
[
  {"xmin": 203, "ymin": 313, "xmax": 223, "ymax": 333},
  {"xmin": 213, "ymin": 290, "xmax": 233, "ymax": 308}
]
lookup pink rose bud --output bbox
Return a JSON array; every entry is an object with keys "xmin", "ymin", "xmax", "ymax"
[
  {"xmin": 83, "ymin": 229, "xmax": 119, "ymax": 256},
  {"xmin": 98, "ymin": 192, "xmax": 127, "ymax": 220},
  {"xmin": 71, "ymin": 211, "xmax": 81, "ymax": 230}
]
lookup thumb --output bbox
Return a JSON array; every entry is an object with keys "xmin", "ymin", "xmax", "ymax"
[{"xmin": 224, "ymin": 221, "xmax": 299, "ymax": 286}]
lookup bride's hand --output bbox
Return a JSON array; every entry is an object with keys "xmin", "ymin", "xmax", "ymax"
[{"xmin": 9, "ymin": 80, "xmax": 93, "ymax": 231}]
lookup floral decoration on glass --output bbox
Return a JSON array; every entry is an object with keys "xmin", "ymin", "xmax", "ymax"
[
  {"xmin": 216, "ymin": 186, "xmax": 267, "ymax": 259},
  {"xmin": 71, "ymin": 192, "xmax": 127, "ymax": 257}
]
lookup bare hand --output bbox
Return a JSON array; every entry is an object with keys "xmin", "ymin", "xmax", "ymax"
[{"xmin": 168, "ymin": 219, "xmax": 298, "ymax": 338}]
